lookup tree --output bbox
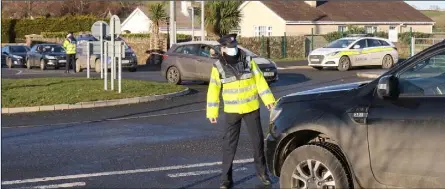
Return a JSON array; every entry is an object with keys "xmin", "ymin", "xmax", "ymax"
[
  {"xmin": 204, "ymin": 1, "xmax": 242, "ymax": 37},
  {"xmin": 147, "ymin": 2, "xmax": 168, "ymax": 50}
]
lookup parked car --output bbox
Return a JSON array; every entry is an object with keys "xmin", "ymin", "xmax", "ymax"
[
  {"xmin": 308, "ymin": 36, "xmax": 399, "ymax": 71},
  {"xmin": 75, "ymin": 36, "xmax": 138, "ymax": 73},
  {"xmin": 266, "ymin": 40, "xmax": 445, "ymax": 188},
  {"xmin": 26, "ymin": 44, "xmax": 67, "ymax": 70},
  {"xmin": 161, "ymin": 41, "xmax": 278, "ymax": 84},
  {"xmin": 1, "ymin": 45, "xmax": 30, "ymax": 68}
]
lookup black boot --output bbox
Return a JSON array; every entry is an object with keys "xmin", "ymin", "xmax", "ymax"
[
  {"xmin": 220, "ymin": 181, "xmax": 233, "ymax": 189},
  {"xmin": 258, "ymin": 174, "xmax": 271, "ymax": 185}
]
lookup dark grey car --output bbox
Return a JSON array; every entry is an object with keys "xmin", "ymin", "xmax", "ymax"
[
  {"xmin": 26, "ymin": 44, "xmax": 67, "ymax": 70},
  {"xmin": 2, "ymin": 45, "xmax": 30, "ymax": 68},
  {"xmin": 161, "ymin": 41, "xmax": 278, "ymax": 85}
]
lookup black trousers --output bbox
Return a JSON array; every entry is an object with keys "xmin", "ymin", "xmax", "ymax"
[
  {"xmin": 221, "ymin": 109, "xmax": 266, "ymax": 182},
  {"xmin": 66, "ymin": 54, "xmax": 76, "ymax": 72}
]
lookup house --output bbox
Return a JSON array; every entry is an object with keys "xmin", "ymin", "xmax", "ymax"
[
  {"xmin": 238, "ymin": 1, "xmax": 435, "ymax": 37},
  {"xmin": 121, "ymin": 1, "xmax": 204, "ymax": 36}
]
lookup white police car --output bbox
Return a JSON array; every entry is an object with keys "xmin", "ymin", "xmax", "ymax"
[{"xmin": 308, "ymin": 36, "xmax": 399, "ymax": 71}]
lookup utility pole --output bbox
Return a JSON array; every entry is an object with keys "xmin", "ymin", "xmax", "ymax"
[
  {"xmin": 201, "ymin": 1, "xmax": 205, "ymax": 41},
  {"xmin": 169, "ymin": 1, "xmax": 176, "ymax": 47},
  {"xmin": 191, "ymin": 5, "xmax": 194, "ymax": 41}
]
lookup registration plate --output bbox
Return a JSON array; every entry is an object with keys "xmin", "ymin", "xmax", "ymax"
[
  {"xmin": 264, "ymin": 72, "xmax": 274, "ymax": 77},
  {"xmin": 122, "ymin": 60, "xmax": 130, "ymax": 63},
  {"xmin": 311, "ymin": 59, "xmax": 320, "ymax": 62},
  {"xmin": 59, "ymin": 60, "xmax": 66, "ymax": 63}
]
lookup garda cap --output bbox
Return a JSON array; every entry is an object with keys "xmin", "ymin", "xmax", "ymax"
[{"xmin": 217, "ymin": 34, "xmax": 238, "ymax": 48}]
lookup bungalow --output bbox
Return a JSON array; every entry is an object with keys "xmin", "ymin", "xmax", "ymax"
[
  {"xmin": 238, "ymin": 1, "xmax": 435, "ymax": 37},
  {"xmin": 120, "ymin": 1, "xmax": 204, "ymax": 36}
]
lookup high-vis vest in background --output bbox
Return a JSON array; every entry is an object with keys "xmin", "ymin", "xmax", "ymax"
[
  {"xmin": 206, "ymin": 52, "xmax": 276, "ymax": 118},
  {"xmin": 63, "ymin": 39, "xmax": 77, "ymax": 54}
]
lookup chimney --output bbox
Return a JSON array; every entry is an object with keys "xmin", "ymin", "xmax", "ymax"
[{"xmin": 304, "ymin": 1, "xmax": 326, "ymax": 7}]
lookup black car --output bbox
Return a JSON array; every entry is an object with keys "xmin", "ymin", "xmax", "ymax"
[
  {"xmin": 26, "ymin": 44, "xmax": 67, "ymax": 70},
  {"xmin": 1, "ymin": 45, "xmax": 30, "ymax": 68},
  {"xmin": 266, "ymin": 40, "xmax": 445, "ymax": 188}
]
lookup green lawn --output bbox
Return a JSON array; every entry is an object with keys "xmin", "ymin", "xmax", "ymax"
[
  {"xmin": 2, "ymin": 78, "xmax": 186, "ymax": 108},
  {"xmin": 271, "ymin": 57, "xmax": 306, "ymax": 62}
]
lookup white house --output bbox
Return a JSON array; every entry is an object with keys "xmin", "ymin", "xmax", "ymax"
[{"xmin": 121, "ymin": 2, "xmax": 206, "ymax": 37}]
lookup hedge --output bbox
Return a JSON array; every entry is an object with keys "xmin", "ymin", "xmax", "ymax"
[
  {"xmin": 324, "ymin": 28, "xmax": 432, "ymax": 44},
  {"xmin": 2, "ymin": 16, "xmax": 101, "ymax": 43}
]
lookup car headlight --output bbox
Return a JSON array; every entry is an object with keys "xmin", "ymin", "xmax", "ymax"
[
  {"xmin": 327, "ymin": 51, "xmax": 340, "ymax": 57},
  {"xmin": 269, "ymin": 105, "xmax": 282, "ymax": 123},
  {"xmin": 12, "ymin": 55, "xmax": 22, "ymax": 59},
  {"xmin": 45, "ymin": 55, "xmax": 56, "ymax": 59}
]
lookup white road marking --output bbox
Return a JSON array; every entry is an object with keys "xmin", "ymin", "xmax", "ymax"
[
  {"xmin": 15, "ymin": 70, "xmax": 23, "ymax": 75},
  {"xmin": 13, "ymin": 182, "xmax": 86, "ymax": 189},
  {"xmin": 1, "ymin": 158, "xmax": 254, "ymax": 185},
  {"xmin": 167, "ymin": 167, "xmax": 248, "ymax": 178}
]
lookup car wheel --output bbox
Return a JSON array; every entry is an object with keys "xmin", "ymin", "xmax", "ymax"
[
  {"xmin": 167, "ymin": 66, "xmax": 181, "ymax": 85},
  {"xmin": 128, "ymin": 67, "xmax": 137, "ymax": 72},
  {"xmin": 40, "ymin": 59, "xmax": 46, "ymax": 70},
  {"xmin": 312, "ymin": 66, "xmax": 323, "ymax": 70},
  {"xmin": 382, "ymin": 55, "xmax": 394, "ymax": 69},
  {"xmin": 337, "ymin": 56, "xmax": 351, "ymax": 71},
  {"xmin": 280, "ymin": 145, "xmax": 350, "ymax": 189},
  {"xmin": 26, "ymin": 59, "xmax": 32, "ymax": 69},
  {"xmin": 95, "ymin": 59, "xmax": 101, "ymax": 73},
  {"xmin": 7, "ymin": 58, "xmax": 13, "ymax": 68},
  {"xmin": 76, "ymin": 59, "xmax": 82, "ymax": 72}
]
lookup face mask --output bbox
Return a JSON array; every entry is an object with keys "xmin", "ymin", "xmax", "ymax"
[{"xmin": 224, "ymin": 47, "xmax": 238, "ymax": 56}]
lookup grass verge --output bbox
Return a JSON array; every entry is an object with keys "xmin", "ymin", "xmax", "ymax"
[
  {"xmin": 2, "ymin": 77, "xmax": 186, "ymax": 108},
  {"xmin": 272, "ymin": 57, "xmax": 306, "ymax": 62}
]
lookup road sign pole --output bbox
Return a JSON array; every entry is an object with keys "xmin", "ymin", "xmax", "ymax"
[
  {"xmin": 87, "ymin": 41, "xmax": 90, "ymax": 78},
  {"xmin": 118, "ymin": 42, "xmax": 122, "ymax": 93},
  {"xmin": 100, "ymin": 23, "xmax": 103, "ymax": 79},
  {"xmin": 104, "ymin": 41, "xmax": 108, "ymax": 90},
  {"xmin": 111, "ymin": 20, "xmax": 115, "ymax": 91}
]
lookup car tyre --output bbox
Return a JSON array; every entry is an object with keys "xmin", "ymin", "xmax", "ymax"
[
  {"xmin": 382, "ymin": 54, "xmax": 394, "ymax": 69},
  {"xmin": 337, "ymin": 56, "xmax": 351, "ymax": 71},
  {"xmin": 26, "ymin": 59, "xmax": 32, "ymax": 69},
  {"xmin": 312, "ymin": 66, "xmax": 323, "ymax": 70},
  {"xmin": 7, "ymin": 58, "xmax": 13, "ymax": 68},
  {"xmin": 40, "ymin": 59, "xmax": 46, "ymax": 70},
  {"xmin": 95, "ymin": 59, "xmax": 101, "ymax": 73},
  {"xmin": 280, "ymin": 145, "xmax": 350, "ymax": 189},
  {"xmin": 167, "ymin": 66, "xmax": 181, "ymax": 85},
  {"xmin": 76, "ymin": 59, "xmax": 82, "ymax": 72}
]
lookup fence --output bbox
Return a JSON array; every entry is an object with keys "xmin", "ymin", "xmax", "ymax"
[{"xmin": 410, "ymin": 37, "xmax": 445, "ymax": 56}]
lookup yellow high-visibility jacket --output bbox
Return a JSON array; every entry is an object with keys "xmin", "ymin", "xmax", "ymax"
[
  {"xmin": 63, "ymin": 39, "xmax": 77, "ymax": 54},
  {"xmin": 206, "ymin": 56, "xmax": 275, "ymax": 118}
]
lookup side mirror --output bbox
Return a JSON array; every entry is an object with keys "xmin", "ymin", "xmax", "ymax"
[
  {"xmin": 377, "ymin": 75, "xmax": 400, "ymax": 100},
  {"xmin": 353, "ymin": 45, "xmax": 361, "ymax": 49}
]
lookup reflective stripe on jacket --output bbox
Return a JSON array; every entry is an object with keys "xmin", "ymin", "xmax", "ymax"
[
  {"xmin": 206, "ymin": 57, "xmax": 275, "ymax": 118},
  {"xmin": 63, "ymin": 39, "xmax": 77, "ymax": 54}
]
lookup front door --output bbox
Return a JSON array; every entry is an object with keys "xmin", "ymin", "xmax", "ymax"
[
  {"xmin": 350, "ymin": 39, "xmax": 369, "ymax": 66},
  {"xmin": 367, "ymin": 50, "xmax": 445, "ymax": 187},
  {"xmin": 196, "ymin": 45, "xmax": 219, "ymax": 81}
]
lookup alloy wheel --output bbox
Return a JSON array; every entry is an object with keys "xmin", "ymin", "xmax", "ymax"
[
  {"xmin": 167, "ymin": 67, "xmax": 180, "ymax": 84},
  {"xmin": 291, "ymin": 159, "xmax": 336, "ymax": 189}
]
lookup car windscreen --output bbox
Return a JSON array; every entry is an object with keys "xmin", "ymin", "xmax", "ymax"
[
  {"xmin": 10, "ymin": 46, "xmax": 28, "ymax": 53},
  {"xmin": 214, "ymin": 45, "xmax": 257, "ymax": 56},
  {"xmin": 42, "ymin": 45, "xmax": 65, "ymax": 53},
  {"xmin": 326, "ymin": 39, "xmax": 356, "ymax": 48}
]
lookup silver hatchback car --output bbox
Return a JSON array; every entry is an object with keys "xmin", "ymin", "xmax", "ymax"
[{"xmin": 161, "ymin": 41, "xmax": 279, "ymax": 85}]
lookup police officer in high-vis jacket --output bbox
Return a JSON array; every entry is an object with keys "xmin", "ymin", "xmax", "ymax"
[
  {"xmin": 63, "ymin": 32, "xmax": 77, "ymax": 73},
  {"xmin": 206, "ymin": 34, "xmax": 275, "ymax": 189}
]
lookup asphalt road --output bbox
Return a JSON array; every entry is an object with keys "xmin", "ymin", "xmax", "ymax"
[{"xmin": 1, "ymin": 62, "xmax": 382, "ymax": 189}]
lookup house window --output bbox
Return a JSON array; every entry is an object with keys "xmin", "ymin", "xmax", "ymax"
[
  {"xmin": 389, "ymin": 25, "xmax": 397, "ymax": 30},
  {"xmin": 338, "ymin": 25, "xmax": 347, "ymax": 32},
  {"xmin": 254, "ymin": 26, "xmax": 271, "ymax": 37},
  {"xmin": 365, "ymin": 26, "xmax": 377, "ymax": 34}
]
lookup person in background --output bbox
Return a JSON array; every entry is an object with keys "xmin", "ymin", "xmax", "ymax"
[
  {"xmin": 206, "ymin": 34, "xmax": 276, "ymax": 189},
  {"xmin": 63, "ymin": 32, "xmax": 77, "ymax": 73}
]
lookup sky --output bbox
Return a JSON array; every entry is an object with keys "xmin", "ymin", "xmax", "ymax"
[{"xmin": 405, "ymin": 1, "xmax": 445, "ymax": 10}]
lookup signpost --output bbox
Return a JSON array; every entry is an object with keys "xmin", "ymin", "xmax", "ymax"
[{"xmin": 91, "ymin": 21, "xmax": 109, "ymax": 79}]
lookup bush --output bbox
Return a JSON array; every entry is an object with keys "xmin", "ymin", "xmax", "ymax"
[
  {"xmin": 2, "ymin": 16, "xmax": 101, "ymax": 42},
  {"xmin": 324, "ymin": 32, "xmax": 345, "ymax": 42},
  {"xmin": 1, "ymin": 19, "xmax": 15, "ymax": 43},
  {"xmin": 121, "ymin": 33, "xmax": 151, "ymax": 38},
  {"xmin": 399, "ymin": 32, "xmax": 432, "ymax": 44}
]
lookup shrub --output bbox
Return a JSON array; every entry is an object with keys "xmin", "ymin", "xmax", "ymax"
[
  {"xmin": 399, "ymin": 32, "xmax": 432, "ymax": 44},
  {"xmin": 121, "ymin": 33, "xmax": 151, "ymax": 38}
]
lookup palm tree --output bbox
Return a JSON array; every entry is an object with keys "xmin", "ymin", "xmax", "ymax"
[
  {"xmin": 147, "ymin": 2, "xmax": 167, "ymax": 50},
  {"xmin": 205, "ymin": 1, "xmax": 242, "ymax": 37}
]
